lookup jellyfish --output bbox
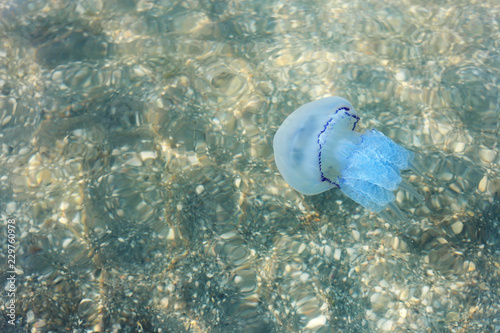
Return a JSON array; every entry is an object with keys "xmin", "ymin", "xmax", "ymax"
[{"xmin": 273, "ymin": 96, "xmax": 423, "ymax": 232}]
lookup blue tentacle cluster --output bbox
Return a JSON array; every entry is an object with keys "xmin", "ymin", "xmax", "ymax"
[{"xmin": 337, "ymin": 130, "xmax": 413, "ymax": 212}]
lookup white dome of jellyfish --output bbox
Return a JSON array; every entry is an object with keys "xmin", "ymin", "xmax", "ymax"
[{"xmin": 273, "ymin": 96, "xmax": 425, "ymax": 235}]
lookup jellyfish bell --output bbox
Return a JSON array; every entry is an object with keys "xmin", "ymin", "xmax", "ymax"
[
  {"xmin": 273, "ymin": 97, "xmax": 360, "ymax": 195},
  {"xmin": 273, "ymin": 96, "xmax": 423, "ymax": 234}
]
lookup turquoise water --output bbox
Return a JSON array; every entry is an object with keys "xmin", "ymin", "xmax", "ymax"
[{"xmin": 0, "ymin": 0, "xmax": 498, "ymax": 332}]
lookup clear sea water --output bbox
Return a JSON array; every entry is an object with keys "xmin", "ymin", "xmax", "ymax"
[{"xmin": 0, "ymin": 0, "xmax": 498, "ymax": 332}]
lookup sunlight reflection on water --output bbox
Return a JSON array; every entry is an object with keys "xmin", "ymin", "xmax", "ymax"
[{"xmin": 0, "ymin": 0, "xmax": 498, "ymax": 331}]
